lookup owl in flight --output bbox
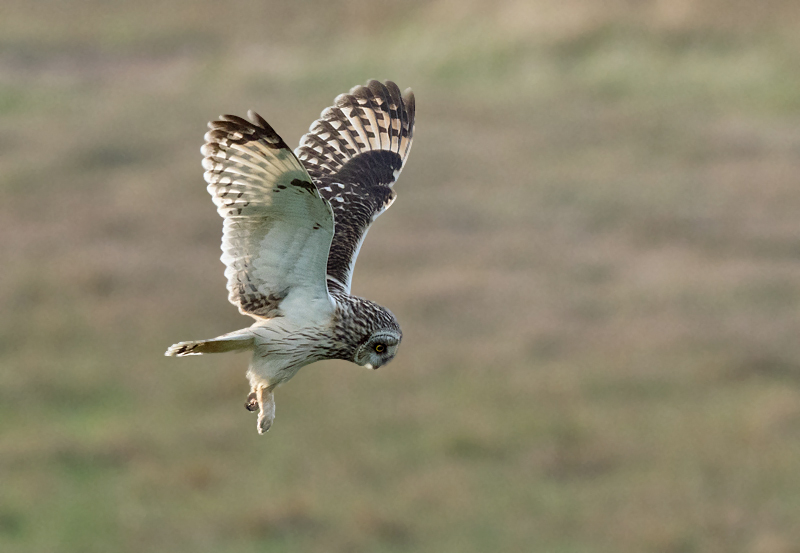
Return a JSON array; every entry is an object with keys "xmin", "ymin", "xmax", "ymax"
[{"xmin": 166, "ymin": 80, "xmax": 415, "ymax": 434}]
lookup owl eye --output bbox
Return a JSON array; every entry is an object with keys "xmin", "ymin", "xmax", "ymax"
[{"xmin": 375, "ymin": 344, "xmax": 385, "ymax": 353}]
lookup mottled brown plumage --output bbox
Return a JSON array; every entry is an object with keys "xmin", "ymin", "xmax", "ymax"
[{"xmin": 166, "ymin": 80, "xmax": 415, "ymax": 434}]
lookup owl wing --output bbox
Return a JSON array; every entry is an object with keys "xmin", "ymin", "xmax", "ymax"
[
  {"xmin": 203, "ymin": 111, "xmax": 335, "ymax": 319},
  {"xmin": 295, "ymin": 80, "xmax": 415, "ymax": 294}
]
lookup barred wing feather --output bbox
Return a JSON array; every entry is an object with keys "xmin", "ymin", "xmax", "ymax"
[
  {"xmin": 203, "ymin": 111, "xmax": 335, "ymax": 319},
  {"xmin": 296, "ymin": 80, "xmax": 415, "ymax": 294}
]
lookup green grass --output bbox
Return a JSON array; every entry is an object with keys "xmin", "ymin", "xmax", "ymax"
[{"xmin": 2, "ymin": 1, "xmax": 800, "ymax": 552}]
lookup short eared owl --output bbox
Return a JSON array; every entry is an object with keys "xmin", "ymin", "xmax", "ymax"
[{"xmin": 166, "ymin": 80, "xmax": 415, "ymax": 434}]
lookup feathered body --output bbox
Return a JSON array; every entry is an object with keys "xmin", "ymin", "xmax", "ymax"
[{"xmin": 166, "ymin": 80, "xmax": 414, "ymax": 433}]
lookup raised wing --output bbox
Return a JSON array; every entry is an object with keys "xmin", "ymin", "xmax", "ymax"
[
  {"xmin": 295, "ymin": 80, "xmax": 415, "ymax": 294},
  {"xmin": 202, "ymin": 111, "xmax": 335, "ymax": 319}
]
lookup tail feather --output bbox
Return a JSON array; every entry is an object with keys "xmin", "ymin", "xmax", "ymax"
[{"xmin": 165, "ymin": 330, "xmax": 254, "ymax": 357}]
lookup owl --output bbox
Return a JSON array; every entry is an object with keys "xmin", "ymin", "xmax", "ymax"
[{"xmin": 166, "ymin": 80, "xmax": 415, "ymax": 434}]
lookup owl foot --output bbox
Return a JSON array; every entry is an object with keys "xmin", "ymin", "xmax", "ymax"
[
  {"xmin": 245, "ymin": 392, "xmax": 259, "ymax": 411},
  {"xmin": 256, "ymin": 386, "xmax": 275, "ymax": 434}
]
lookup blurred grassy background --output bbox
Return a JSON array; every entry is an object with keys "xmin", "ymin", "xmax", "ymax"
[{"xmin": 2, "ymin": 1, "xmax": 800, "ymax": 551}]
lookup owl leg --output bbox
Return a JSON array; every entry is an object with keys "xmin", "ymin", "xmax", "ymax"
[{"xmin": 256, "ymin": 385, "xmax": 276, "ymax": 434}]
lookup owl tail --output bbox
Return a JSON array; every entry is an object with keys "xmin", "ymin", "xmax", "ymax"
[{"xmin": 164, "ymin": 329, "xmax": 254, "ymax": 356}]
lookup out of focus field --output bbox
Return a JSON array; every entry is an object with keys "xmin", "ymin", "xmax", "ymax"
[{"xmin": 2, "ymin": 1, "xmax": 800, "ymax": 552}]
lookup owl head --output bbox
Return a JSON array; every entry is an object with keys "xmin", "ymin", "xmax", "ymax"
[{"xmin": 354, "ymin": 329, "xmax": 402, "ymax": 369}]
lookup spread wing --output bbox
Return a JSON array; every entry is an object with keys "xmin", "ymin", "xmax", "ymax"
[
  {"xmin": 295, "ymin": 80, "xmax": 415, "ymax": 294},
  {"xmin": 202, "ymin": 111, "xmax": 335, "ymax": 319}
]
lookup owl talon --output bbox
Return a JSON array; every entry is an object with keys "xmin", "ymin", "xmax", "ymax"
[{"xmin": 245, "ymin": 392, "xmax": 259, "ymax": 411}]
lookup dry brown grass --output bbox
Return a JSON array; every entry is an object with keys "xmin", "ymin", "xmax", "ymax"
[{"xmin": 2, "ymin": 1, "xmax": 800, "ymax": 552}]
